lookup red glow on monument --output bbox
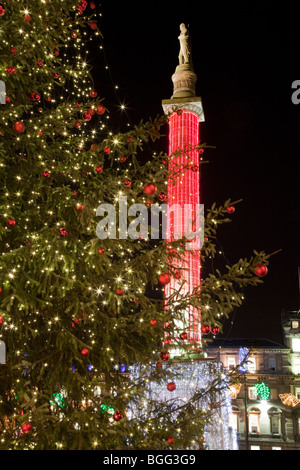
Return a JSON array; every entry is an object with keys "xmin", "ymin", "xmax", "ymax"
[{"xmin": 165, "ymin": 110, "xmax": 202, "ymax": 344}]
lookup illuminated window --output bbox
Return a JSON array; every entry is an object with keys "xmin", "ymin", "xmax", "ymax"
[
  {"xmin": 249, "ymin": 387, "xmax": 258, "ymax": 400},
  {"xmin": 293, "ymin": 358, "xmax": 300, "ymax": 375},
  {"xmin": 250, "ymin": 446, "xmax": 260, "ymax": 450},
  {"xmin": 272, "ymin": 447, "xmax": 281, "ymax": 450},
  {"xmin": 292, "ymin": 338, "xmax": 300, "ymax": 353},
  {"xmin": 292, "ymin": 321, "xmax": 299, "ymax": 329},
  {"xmin": 295, "ymin": 388, "xmax": 300, "ymax": 400},
  {"xmin": 247, "ymin": 357, "xmax": 256, "ymax": 372},
  {"xmin": 248, "ymin": 408, "xmax": 260, "ymax": 434},
  {"xmin": 230, "ymin": 406, "xmax": 240, "ymax": 432},
  {"xmin": 228, "ymin": 357, "xmax": 236, "ymax": 370}
]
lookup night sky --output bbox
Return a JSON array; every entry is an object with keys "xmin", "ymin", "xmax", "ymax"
[{"xmin": 91, "ymin": 1, "xmax": 300, "ymax": 344}]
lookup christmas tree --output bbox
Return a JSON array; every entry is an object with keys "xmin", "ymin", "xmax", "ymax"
[{"xmin": 0, "ymin": 1, "xmax": 270, "ymax": 450}]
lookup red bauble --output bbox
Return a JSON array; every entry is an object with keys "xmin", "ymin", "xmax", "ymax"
[
  {"xmin": 10, "ymin": 47, "xmax": 17, "ymax": 54},
  {"xmin": 90, "ymin": 1, "xmax": 96, "ymax": 8},
  {"xmin": 120, "ymin": 156, "xmax": 126, "ymax": 163},
  {"xmin": 124, "ymin": 179, "xmax": 131, "ymax": 187},
  {"xmin": 180, "ymin": 332, "xmax": 188, "ymax": 340},
  {"xmin": 95, "ymin": 166, "xmax": 103, "ymax": 173},
  {"xmin": 144, "ymin": 183, "xmax": 157, "ymax": 196},
  {"xmin": 13, "ymin": 121, "xmax": 25, "ymax": 133},
  {"xmin": 158, "ymin": 192, "xmax": 166, "ymax": 201},
  {"xmin": 0, "ymin": 316, "xmax": 3, "ymax": 325},
  {"xmin": 160, "ymin": 351, "xmax": 170, "ymax": 362},
  {"xmin": 75, "ymin": 204, "xmax": 84, "ymax": 212},
  {"xmin": 59, "ymin": 228, "xmax": 68, "ymax": 237},
  {"xmin": 0, "ymin": 5, "xmax": 5, "ymax": 16},
  {"xmin": 156, "ymin": 361, "xmax": 162, "ymax": 368},
  {"xmin": 43, "ymin": 171, "xmax": 50, "ymax": 178},
  {"xmin": 89, "ymin": 89, "xmax": 97, "ymax": 97},
  {"xmin": 150, "ymin": 319, "xmax": 157, "ymax": 326},
  {"xmin": 113, "ymin": 411, "xmax": 123, "ymax": 422},
  {"xmin": 98, "ymin": 248, "xmax": 105, "ymax": 255},
  {"xmin": 201, "ymin": 324, "xmax": 211, "ymax": 335},
  {"xmin": 211, "ymin": 326, "xmax": 220, "ymax": 335},
  {"xmin": 7, "ymin": 218, "xmax": 15, "ymax": 227},
  {"xmin": 96, "ymin": 104, "xmax": 105, "ymax": 115},
  {"xmin": 158, "ymin": 273, "xmax": 171, "ymax": 286},
  {"xmin": 82, "ymin": 112, "xmax": 92, "ymax": 121},
  {"xmin": 21, "ymin": 422, "xmax": 32, "ymax": 434},
  {"xmin": 116, "ymin": 288, "xmax": 124, "ymax": 296},
  {"xmin": 72, "ymin": 317, "xmax": 79, "ymax": 328},
  {"xmin": 227, "ymin": 205, "xmax": 235, "ymax": 214},
  {"xmin": 28, "ymin": 92, "xmax": 40, "ymax": 101},
  {"xmin": 81, "ymin": 347, "xmax": 89, "ymax": 356},
  {"xmin": 167, "ymin": 382, "xmax": 176, "ymax": 392},
  {"xmin": 254, "ymin": 263, "xmax": 268, "ymax": 277},
  {"xmin": 167, "ymin": 437, "xmax": 175, "ymax": 445},
  {"xmin": 104, "ymin": 147, "xmax": 111, "ymax": 154},
  {"xmin": 24, "ymin": 14, "xmax": 31, "ymax": 22},
  {"xmin": 89, "ymin": 21, "xmax": 97, "ymax": 30},
  {"xmin": 75, "ymin": 122, "xmax": 81, "ymax": 128}
]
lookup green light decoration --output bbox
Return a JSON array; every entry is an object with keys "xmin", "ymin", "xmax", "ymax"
[
  {"xmin": 254, "ymin": 382, "xmax": 270, "ymax": 400},
  {"xmin": 50, "ymin": 392, "xmax": 65, "ymax": 409},
  {"xmin": 100, "ymin": 404, "xmax": 115, "ymax": 415}
]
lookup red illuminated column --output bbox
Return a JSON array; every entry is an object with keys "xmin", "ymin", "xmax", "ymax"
[
  {"xmin": 162, "ymin": 23, "xmax": 205, "ymax": 346},
  {"xmin": 164, "ymin": 109, "xmax": 202, "ymax": 344}
]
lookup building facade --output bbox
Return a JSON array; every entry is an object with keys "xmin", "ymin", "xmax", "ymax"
[{"xmin": 206, "ymin": 310, "xmax": 300, "ymax": 450}]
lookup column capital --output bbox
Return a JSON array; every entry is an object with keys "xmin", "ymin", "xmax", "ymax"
[{"xmin": 162, "ymin": 96, "xmax": 205, "ymax": 122}]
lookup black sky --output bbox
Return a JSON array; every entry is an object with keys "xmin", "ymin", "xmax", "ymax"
[{"xmin": 91, "ymin": 1, "xmax": 300, "ymax": 343}]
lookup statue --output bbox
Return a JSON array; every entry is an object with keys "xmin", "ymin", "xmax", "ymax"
[{"xmin": 178, "ymin": 23, "xmax": 192, "ymax": 66}]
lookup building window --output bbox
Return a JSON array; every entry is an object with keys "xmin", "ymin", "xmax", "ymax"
[
  {"xmin": 248, "ymin": 387, "xmax": 258, "ymax": 400},
  {"xmin": 295, "ymin": 388, "xmax": 300, "ymax": 400},
  {"xmin": 270, "ymin": 415, "xmax": 280, "ymax": 434},
  {"xmin": 227, "ymin": 356, "xmax": 236, "ymax": 370},
  {"xmin": 250, "ymin": 445, "xmax": 260, "ymax": 450},
  {"xmin": 268, "ymin": 357, "xmax": 276, "ymax": 371},
  {"xmin": 268, "ymin": 407, "xmax": 281, "ymax": 435},
  {"xmin": 248, "ymin": 408, "xmax": 260, "ymax": 434},
  {"xmin": 272, "ymin": 447, "xmax": 281, "ymax": 450},
  {"xmin": 230, "ymin": 406, "xmax": 240, "ymax": 432},
  {"xmin": 247, "ymin": 357, "xmax": 256, "ymax": 372},
  {"xmin": 292, "ymin": 321, "xmax": 299, "ymax": 329},
  {"xmin": 292, "ymin": 338, "xmax": 300, "ymax": 353},
  {"xmin": 293, "ymin": 358, "xmax": 300, "ymax": 375}
]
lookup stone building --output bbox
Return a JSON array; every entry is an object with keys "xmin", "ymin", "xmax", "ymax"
[{"xmin": 206, "ymin": 310, "xmax": 300, "ymax": 450}]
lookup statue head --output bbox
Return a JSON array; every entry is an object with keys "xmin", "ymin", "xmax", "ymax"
[{"xmin": 180, "ymin": 23, "xmax": 188, "ymax": 34}]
